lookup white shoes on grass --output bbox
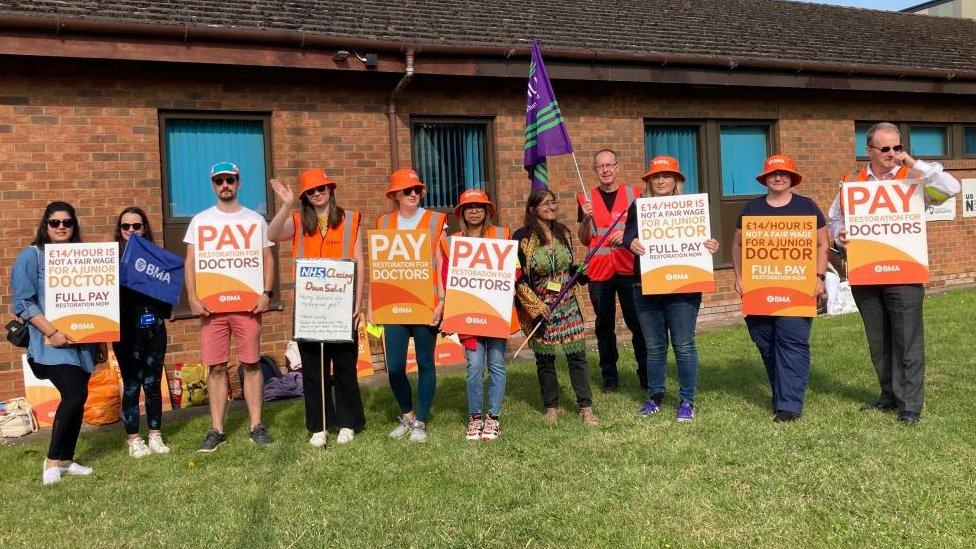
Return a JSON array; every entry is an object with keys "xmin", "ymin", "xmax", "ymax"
[
  {"xmin": 128, "ymin": 434, "xmax": 171, "ymax": 458},
  {"xmin": 43, "ymin": 462, "xmax": 93, "ymax": 485},
  {"xmin": 309, "ymin": 428, "xmax": 356, "ymax": 447}
]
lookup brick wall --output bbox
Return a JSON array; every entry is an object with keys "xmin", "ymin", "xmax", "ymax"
[{"xmin": 1, "ymin": 59, "xmax": 974, "ymax": 400}]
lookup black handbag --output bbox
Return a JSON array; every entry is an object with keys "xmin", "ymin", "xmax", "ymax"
[{"xmin": 5, "ymin": 318, "xmax": 29, "ymax": 348}]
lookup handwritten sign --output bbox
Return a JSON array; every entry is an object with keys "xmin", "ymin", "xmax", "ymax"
[{"xmin": 293, "ymin": 259, "xmax": 356, "ymax": 342}]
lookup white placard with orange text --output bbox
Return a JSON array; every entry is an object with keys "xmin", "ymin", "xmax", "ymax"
[
  {"xmin": 441, "ymin": 237, "xmax": 517, "ymax": 338},
  {"xmin": 843, "ymin": 179, "xmax": 929, "ymax": 285},
  {"xmin": 635, "ymin": 193, "xmax": 715, "ymax": 294},
  {"xmin": 44, "ymin": 242, "xmax": 120, "ymax": 343},
  {"xmin": 193, "ymin": 222, "xmax": 265, "ymax": 312}
]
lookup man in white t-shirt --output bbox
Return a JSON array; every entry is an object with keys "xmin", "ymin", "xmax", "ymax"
[{"xmin": 184, "ymin": 162, "xmax": 276, "ymax": 451}]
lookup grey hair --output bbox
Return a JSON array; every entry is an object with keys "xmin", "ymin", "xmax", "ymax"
[
  {"xmin": 592, "ymin": 148, "xmax": 619, "ymax": 167},
  {"xmin": 866, "ymin": 122, "xmax": 900, "ymax": 147}
]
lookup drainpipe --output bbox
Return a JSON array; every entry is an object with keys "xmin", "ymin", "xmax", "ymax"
[{"xmin": 388, "ymin": 49, "xmax": 415, "ymax": 169}]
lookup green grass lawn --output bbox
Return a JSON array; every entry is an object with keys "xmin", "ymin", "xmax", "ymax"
[{"xmin": 2, "ymin": 289, "xmax": 975, "ymax": 547}]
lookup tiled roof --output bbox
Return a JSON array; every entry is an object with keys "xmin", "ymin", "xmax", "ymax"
[{"xmin": 1, "ymin": 0, "xmax": 974, "ymax": 74}]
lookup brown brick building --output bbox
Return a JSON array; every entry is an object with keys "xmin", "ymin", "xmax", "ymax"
[{"xmin": 1, "ymin": 1, "xmax": 975, "ymax": 401}]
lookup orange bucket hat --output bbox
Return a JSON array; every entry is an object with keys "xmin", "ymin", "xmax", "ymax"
[
  {"xmin": 298, "ymin": 168, "xmax": 334, "ymax": 196},
  {"xmin": 641, "ymin": 155, "xmax": 686, "ymax": 182},
  {"xmin": 386, "ymin": 168, "xmax": 426, "ymax": 197},
  {"xmin": 756, "ymin": 154, "xmax": 803, "ymax": 187},
  {"xmin": 453, "ymin": 188, "xmax": 495, "ymax": 219}
]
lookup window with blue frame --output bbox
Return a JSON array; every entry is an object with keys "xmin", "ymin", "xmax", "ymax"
[
  {"xmin": 908, "ymin": 125, "xmax": 948, "ymax": 157},
  {"xmin": 644, "ymin": 125, "xmax": 700, "ymax": 193},
  {"xmin": 720, "ymin": 126, "xmax": 769, "ymax": 197},
  {"xmin": 966, "ymin": 126, "xmax": 976, "ymax": 156},
  {"xmin": 163, "ymin": 117, "xmax": 271, "ymax": 218},
  {"xmin": 411, "ymin": 120, "xmax": 493, "ymax": 210}
]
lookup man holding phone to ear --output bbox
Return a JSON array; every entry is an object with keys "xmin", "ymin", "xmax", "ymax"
[{"xmin": 826, "ymin": 122, "xmax": 960, "ymax": 424}]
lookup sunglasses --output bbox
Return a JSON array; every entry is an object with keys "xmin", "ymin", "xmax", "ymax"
[
  {"xmin": 212, "ymin": 176, "xmax": 238, "ymax": 186},
  {"xmin": 401, "ymin": 186, "xmax": 424, "ymax": 196},
  {"xmin": 47, "ymin": 218, "xmax": 75, "ymax": 229},
  {"xmin": 120, "ymin": 223, "xmax": 144, "ymax": 231},
  {"xmin": 305, "ymin": 185, "xmax": 329, "ymax": 196},
  {"xmin": 867, "ymin": 144, "xmax": 904, "ymax": 153}
]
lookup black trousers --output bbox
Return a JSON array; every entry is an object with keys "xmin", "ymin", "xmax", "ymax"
[
  {"xmin": 31, "ymin": 361, "xmax": 90, "ymax": 461},
  {"xmin": 297, "ymin": 340, "xmax": 366, "ymax": 432},
  {"xmin": 535, "ymin": 351, "xmax": 593, "ymax": 409},
  {"xmin": 588, "ymin": 275, "xmax": 647, "ymax": 388},
  {"xmin": 851, "ymin": 284, "xmax": 926, "ymax": 413},
  {"xmin": 113, "ymin": 323, "xmax": 167, "ymax": 435}
]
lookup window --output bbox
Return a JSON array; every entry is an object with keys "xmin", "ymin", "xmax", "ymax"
[
  {"xmin": 644, "ymin": 120, "xmax": 775, "ymax": 266},
  {"xmin": 854, "ymin": 122, "xmax": 970, "ymax": 159},
  {"xmin": 964, "ymin": 126, "xmax": 976, "ymax": 156},
  {"xmin": 159, "ymin": 112, "xmax": 278, "ymax": 316},
  {"xmin": 908, "ymin": 125, "xmax": 948, "ymax": 157},
  {"xmin": 411, "ymin": 118, "xmax": 494, "ymax": 212},
  {"xmin": 645, "ymin": 125, "xmax": 700, "ymax": 193},
  {"xmin": 720, "ymin": 126, "xmax": 769, "ymax": 197}
]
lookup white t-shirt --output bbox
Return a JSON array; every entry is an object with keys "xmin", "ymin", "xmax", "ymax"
[{"xmin": 183, "ymin": 205, "xmax": 274, "ymax": 249}]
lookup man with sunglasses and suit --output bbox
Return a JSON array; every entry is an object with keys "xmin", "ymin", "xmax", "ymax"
[
  {"xmin": 826, "ymin": 122, "xmax": 960, "ymax": 424},
  {"xmin": 184, "ymin": 162, "xmax": 277, "ymax": 451}
]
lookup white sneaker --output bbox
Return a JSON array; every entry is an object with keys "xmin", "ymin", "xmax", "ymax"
[
  {"xmin": 389, "ymin": 415, "xmax": 413, "ymax": 439},
  {"xmin": 336, "ymin": 428, "xmax": 355, "ymax": 444},
  {"xmin": 409, "ymin": 420, "xmax": 428, "ymax": 443},
  {"xmin": 127, "ymin": 437, "xmax": 151, "ymax": 458},
  {"xmin": 147, "ymin": 433, "xmax": 171, "ymax": 454},
  {"xmin": 42, "ymin": 466, "xmax": 61, "ymax": 486},
  {"xmin": 308, "ymin": 431, "xmax": 327, "ymax": 447},
  {"xmin": 59, "ymin": 462, "xmax": 93, "ymax": 476}
]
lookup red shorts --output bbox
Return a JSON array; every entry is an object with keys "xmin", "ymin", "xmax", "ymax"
[{"xmin": 200, "ymin": 312, "xmax": 262, "ymax": 366}]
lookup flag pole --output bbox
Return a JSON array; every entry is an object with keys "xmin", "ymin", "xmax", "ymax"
[{"xmin": 571, "ymin": 152, "xmax": 588, "ymax": 197}]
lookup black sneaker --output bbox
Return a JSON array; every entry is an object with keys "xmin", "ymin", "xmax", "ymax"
[
  {"xmin": 197, "ymin": 429, "xmax": 227, "ymax": 453},
  {"xmin": 861, "ymin": 399, "xmax": 897, "ymax": 413},
  {"xmin": 249, "ymin": 424, "xmax": 274, "ymax": 446},
  {"xmin": 773, "ymin": 410, "xmax": 801, "ymax": 422},
  {"xmin": 897, "ymin": 411, "xmax": 920, "ymax": 424}
]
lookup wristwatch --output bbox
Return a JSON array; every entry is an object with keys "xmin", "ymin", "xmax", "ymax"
[
  {"xmin": 816, "ymin": 273, "xmax": 826, "ymax": 281},
  {"xmin": 263, "ymin": 290, "xmax": 274, "ymax": 298}
]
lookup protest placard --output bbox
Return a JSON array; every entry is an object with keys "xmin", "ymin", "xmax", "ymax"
[
  {"xmin": 963, "ymin": 179, "xmax": 976, "ymax": 218},
  {"xmin": 368, "ymin": 229, "xmax": 434, "ymax": 325},
  {"xmin": 44, "ymin": 242, "xmax": 120, "ymax": 342},
  {"xmin": 843, "ymin": 179, "xmax": 928, "ymax": 285},
  {"xmin": 294, "ymin": 259, "xmax": 356, "ymax": 342},
  {"xmin": 741, "ymin": 216, "xmax": 817, "ymax": 317},
  {"xmin": 634, "ymin": 193, "xmax": 714, "ymax": 294},
  {"xmin": 193, "ymin": 222, "xmax": 265, "ymax": 312},
  {"xmin": 441, "ymin": 236, "xmax": 517, "ymax": 338},
  {"xmin": 356, "ymin": 326, "xmax": 374, "ymax": 377}
]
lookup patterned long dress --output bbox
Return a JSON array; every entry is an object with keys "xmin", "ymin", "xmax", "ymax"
[{"xmin": 514, "ymin": 229, "xmax": 587, "ymax": 356}]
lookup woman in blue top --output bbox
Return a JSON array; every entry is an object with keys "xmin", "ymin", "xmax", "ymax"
[
  {"xmin": 731, "ymin": 155, "xmax": 828, "ymax": 422},
  {"xmin": 12, "ymin": 202, "xmax": 100, "ymax": 485}
]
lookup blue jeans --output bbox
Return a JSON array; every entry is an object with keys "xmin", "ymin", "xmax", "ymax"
[
  {"xmin": 464, "ymin": 337, "xmax": 507, "ymax": 416},
  {"xmin": 384, "ymin": 324, "xmax": 437, "ymax": 422},
  {"xmin": 633, "ymin": 290, "xmax": 702, "ymax": 404},
  {"xmin": 744, "ymin": 315, "xmax": 813, "ymax": 414}
]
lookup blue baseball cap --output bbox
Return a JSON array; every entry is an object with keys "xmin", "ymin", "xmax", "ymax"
[{"xmin": 210, "ymin": 162, "xmax": 240, "ymax": 179}]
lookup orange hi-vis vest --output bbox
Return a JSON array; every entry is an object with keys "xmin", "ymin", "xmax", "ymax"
[
  {"xmin": 376, "ymin": 209, "xmax": 447, "ymax": 304},
  {"xmin": 291, "ymin": 210, "xmax": 360, "ymax": 259},
  {"xmin": 579, "ymin": 185, "xmax": 641, "ymax": 281}
]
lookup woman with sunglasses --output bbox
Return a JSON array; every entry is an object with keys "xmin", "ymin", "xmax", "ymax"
[
  {"xmin": 112, "ymin": 207, "xmax": 173, "ymax": 457},
  {"xmin": 268, "ymin": 169, "xmax": 366, "ymax": 446},
  {"xmin": 11, "ymin": 202, "xmax": 99, "ymax": 485},
  {"xmin": 513, "ymin": 189, "xmax": 598, "ymax": 426},
  {"xmin": 449, "ymin": 189, "xmax": 512, "ymax": 441},
  {"xmin": 372, "ymin": 168, "xmax": 447, "ymax": 443},
  {"xmin": 732, "ymin": 154, "xmax": 828, "ymax": 422},
  {"xmin": 623, "ymin": 156, "xmax": 720, "ymax": 422}
]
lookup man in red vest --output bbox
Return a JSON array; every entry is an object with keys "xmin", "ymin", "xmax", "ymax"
[
  {"xmin": 827, "ymin": 122, "xmax": 960, "ymax": 424},
  {"xmin": 577, "ymin": 149, "xmax": 646, "ymax": 392}
]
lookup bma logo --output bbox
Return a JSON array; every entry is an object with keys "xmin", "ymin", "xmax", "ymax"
[
  {"xmin": 766, "ymin": 295, "xmax": 791, "ymax": 304},
  {"xmin": 134, "ymin": 257, "xmax": 172, "ymax": 283},
  {"xmin": 665, "ymin": 273, "xmax": 689, "ymax": 282},
  {"xmin": 70, "ymin": 322, "xmax": 95, "ymax": 331},
  {"xmin": 218, "ymin": 294, "xmax": 242, "ymax": 303},
  {"xmin": 874, "ymin": 265, "xmax": 901, "ymax": 273},
  {"xmin": 299, "ymin": 266, "xmax": 328, "ymax": 279}
]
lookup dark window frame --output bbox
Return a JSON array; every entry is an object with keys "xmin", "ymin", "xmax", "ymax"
[
  {"xmin": 854, "ymin": 121, "xmax": 976, "ymax": 161},
  {"xmin": 643, "ymin": 118, "xmax": 777, "ymax": 268},
  {"xmin": 409, "ymin": 115, "xmax": 497, "ymax": 228},
  {"xmin": 158, "ymin": 110, "xmax": 281, "ymax": 318}
]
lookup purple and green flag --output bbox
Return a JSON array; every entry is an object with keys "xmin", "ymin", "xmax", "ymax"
[{"xmin": 524, "ymin": 40, "xmax": 573, "ymax": 190}]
